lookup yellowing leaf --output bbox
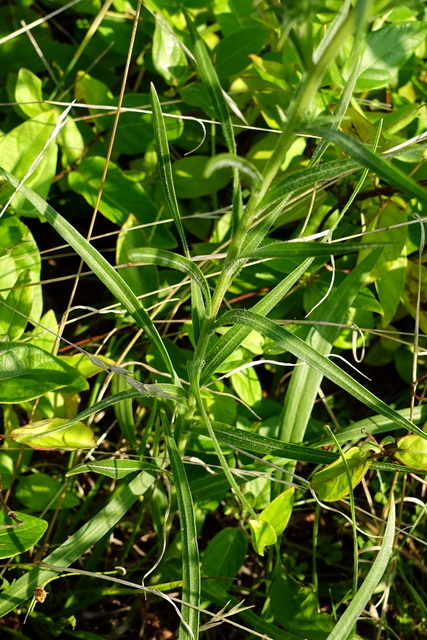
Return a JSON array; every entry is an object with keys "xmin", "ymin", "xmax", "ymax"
[
  {"xmin": 311, "ymin": 446, "xmax": 372, "ymax": 502},
  {"xmin": 10, "ymin": 418, "xmax": 96, "ymax": 450},
  {"xmin": 394, "ymin": 435, "xmax": 427, "ymax": 470}
]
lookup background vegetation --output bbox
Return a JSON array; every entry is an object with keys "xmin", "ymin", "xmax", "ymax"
[{"xmin": 0, "ymin": 0, "xmax": 427, "ymax": 638}]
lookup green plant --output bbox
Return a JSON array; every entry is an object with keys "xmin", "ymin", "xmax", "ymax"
[{"xmin": 0, "ymin": 1, "xmax": 427, "ymax": 639}]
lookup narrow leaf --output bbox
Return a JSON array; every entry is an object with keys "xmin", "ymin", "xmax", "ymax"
[
  {"xmin": 307, "ymin": 126, "xmax": 427, "ymax": 205},
  {"xmin": 162, "ymin": 411, "xmax": 200, "ymax": 639},
  {"xmin": 326, "ymin": 498, "xmax": 395, "ymax": 640},
  {"xmin": 205, "ymin": 154, "xmax": 262, "ymax": 188},
  {"xmin": 129, "ymin": 247, "xmax": 211, "ymax": 314},
  {"xmin": 0, "ymin": 167, "xmax": 179, "ymax": 385},
  {"xmin": 0, "ymin": 471, "xmax": 157, "ymax": 617},
  {"xmin": 216, "ymin": 310, "xmax": 427, "ymax": 440},
  {"xmin": 150, "ymin": 84, "xmax": 189, "ymax": 255}
]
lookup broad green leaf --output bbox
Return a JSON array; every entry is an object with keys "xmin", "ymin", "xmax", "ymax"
[
  {"xmin": 66, "ymin": 459, "xmax": 162, "ymax": 479},
  {"xmin": 260, "ymin": 487, "xmax": 295, "ymax": 536},
  {"xmin": 213, "ymin": 0, "xmax": 259, "ymax": 36},
  {"xmin": 0, "ymin": 109, "xmax": 58, "ymax": 214},
  {"xmin": 394, "ymin": 435, "xmax": 427, "ymax": 470},
  {"xmin": 216, "ymin": 310, "xmax": 427, "ymax": 440},
  {"xmin": 0, "ymin": 342, "xmax": 87, "ymax": 403},
  {"xmin": 343, "ymin": 22, "xmax": 427, "ymax": 91},
  {"xmin": 153, "ymin": 18, "xmax": 187, "ymax": 86},
  {"xmin": 230, "ymin": 366, "xmax": 262, "ymax": 405},
  {"xmin": 270, "ymin": 575, "xmax": 334, "ymax": 639},
  {"xmin": 74, "ymin": 71, "xmax": 114, "ymax": 122},
  {"xmin": 326, "ymin": 499, "xmax": 395, "ymax": 639},
  {"xmin": 202, "ymin": 527, "xmax": 247, "ymax": 591},
  {"xmin": 68, "ymin": 157, "xmax": 157, "ymax": 226},
  {"xmin": 116, "ymin": 93, "xmax": 183, "ymax": 154},
  {"xmin": 16, "ymin": 472, "xmax": 80, "ymax": 510},
  {"xmin": 248, "ymin": 518, "xmax": 277, "ymax": 556},
  {"xmin": 214, "ymin": 25, "xmax": 269, "ymax": 78},
  {"xmin": 376, "ymin": 255, "xmax": 407, "ymax": 326},
  {"xmin": 0, "ymin": 215, "xmax": 42, "ymax": 323},
  {"xmin": 0, "ymin": 471, "xmax": 156, "ymax": 617},
  {"xmin": 0, "ymin": 270, "xmax": 33, "ymax": 340},
  {"xmin": 14, "ymin": 68, "xmax": 51, "ymax": 118},
  {"xmin": 0, "ymin": 511, "xmax": 47, "ymax": 560},
  {"xmin": 358, "ymin": 201, "xmax": 407, "ymax": 284},
  {"xmin": 74, "ymin": 74, "xmax": 182, "ymax": 153},
  {"xmin": 0, "ymin": 168, "xmax": 179, "ymax": 385},
  {"xmin": 27, "ymin": 310, "xmax": 57, "ymax": 352},
  {"xmin": 172, "ymin": 156, "xmax": 231, "ymax": 198},
  {"xmin": 9, "ymin": 418, "xmax": 96, "ymax": 450},
  {"xmin": 311, "ymin": 447, "xmax": 372, "ymax": 502},
  {"xmin": 57, "ymin": 116, "xmax": 84, "ymax": 166}
]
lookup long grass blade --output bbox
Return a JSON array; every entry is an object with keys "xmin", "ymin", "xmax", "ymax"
[
  {"xmin": 325, "ymin": 497, "xmax": 395, "ymax": 640},
  {"xmin": 216, "ymin": 310, "xmax": 427, "ymax": 440},
  {"xmin": 150, "ymin": 84, "xmax": 189, "ymax": 257},
  {"xmin": 307, "ymin": 126, "xmax": 427, "ymax": 205},
  {"xmin": 129, "ymin": 247, "xmax": 211, "ymax": 315},
  {"xmin": 0, "ymin": 166, "xmax": 179, "ymax": 385},
  {"xmin": 162, "ymin": 411, "xmax": 200, "ymax": 639},
  {"xmin": 0, "ymin": 471, "xmax": 157, "ymax": 617},
  {"xmin": 279, "ymin": 249, "xmax": 382, "ymax": 445}
]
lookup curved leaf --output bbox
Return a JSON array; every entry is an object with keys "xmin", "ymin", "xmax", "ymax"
[
  {"xmin": 215, "ymin": 310, "xmax": 427, "ymax": 440},
  {"xmin": 0, "ymin": 167, "xmax": 179, "ymax": 386},
  {"xmin": 205, "ymin": 154, "xmax": 262, "ymax": 188},
  {"xmin": 9, "ymin": 418, "xmax": 95, "ymax": 450},
  {"xmin": 129, "ymin": 247, "xmax": 211, "ymax": 314},
  {"xmin": 311, "ymin": 446, "xmax": 372, "ymax": 502},
  {"xmin": 0, "ymin": 511, "xmax": 47, "ymax": 560},
  {"xmin": 306, "ymin": 126, "xmax": 427, "ymax": 205}
]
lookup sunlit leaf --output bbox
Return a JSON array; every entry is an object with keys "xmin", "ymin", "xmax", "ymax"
[
  {"xmin": 311, "ymin": 447, "xmax": 372, "ymax": 502},
  {"xmin": 0, "ymin": 511, "xmax": 47, "ymax": 560},
  {"xmin": 9, "ymin": 418, "xmax": 96, "ymax": 450}
]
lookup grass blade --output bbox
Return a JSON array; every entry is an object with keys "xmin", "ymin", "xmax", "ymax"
[
  {"xmin": 325, "ymin": 497, "xmax": 395, "ymax": 640},
  {"xmin": 307, "ymin": 126, "xmax": 427, "ymax": 205},
  {"xmin": 150, "ymin": 84, "xmax": 189, "ymax": 257},
  {"xmin": 162, "ymin": 411, "xmax": 200, "ymax": 639},
  {"xmin": 0, "ymin": 166, "xmax": 179, "ymax": 385},
  {"xmin": 129, "ymin": 247, "xmax": 211, "ymax": 315},
  {"xmin": 202, "ymin": 258, "xmax": 314, "ymax": 383},
  {"xmin": 242, "ymin": 240, "xmax": 388, "ymax": 260},
  {"xmin": 216, "ymin": 310, "xmax": 427, "ymax": 441},
  {"xmin": 0, "ymin": 471, "xmax": 157, "ymax": 617},
  {"xmin": 279, "ymin": 249, "xmax": 382, "ymax": 445}
]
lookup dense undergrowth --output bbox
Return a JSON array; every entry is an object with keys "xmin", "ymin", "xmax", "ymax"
[{"xmin": 1, "ymin": 0, "xmax": 427, "ymax": 638}]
